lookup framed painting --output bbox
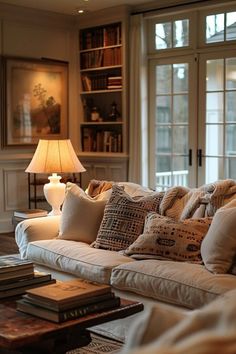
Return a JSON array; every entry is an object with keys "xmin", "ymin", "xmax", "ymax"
[{"xmin": 1, "ymin": 56, "xmax": 68, "ymax": 147}]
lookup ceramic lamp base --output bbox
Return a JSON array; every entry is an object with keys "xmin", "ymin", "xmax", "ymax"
[{"xmin": 44, "ymin": 173, "xmax": 66, "ymax": 216}]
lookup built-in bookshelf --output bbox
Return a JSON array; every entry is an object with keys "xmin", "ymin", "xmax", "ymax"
[
  {"xmin": 78, "ymin": 20, "xmax": 128, "ymax": 186},
  {"xmin": 79, "ymin": 22, "xmax": 126, "ymax": 155}
]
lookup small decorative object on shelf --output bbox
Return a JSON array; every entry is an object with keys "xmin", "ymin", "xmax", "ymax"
[
  {"xmin": 109, "ymin": 101, "xmax": 120, "ymax": 122},
  {"xmin": 91, "ymin": 106, "xmax": 100, "ymax": 122}
]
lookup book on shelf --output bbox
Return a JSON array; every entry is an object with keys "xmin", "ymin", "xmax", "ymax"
[
  {"xmin": 25, "ymin": 279, "xmax": 112, "ymax": 306},
  {"xmin": 81, "ymin": 74, "xmax": 92, "ymax": 91},
  {"xmin": 22, "ymin": 291, "xmax": 115, "ymax": 312},
  {"xmin": 17, "ymin": 296, "xmax": 121, "ymax": 323},
  {"xmin": 14, "ymin": 209, "xmax": 48, "ymax": 218},
  {"xmin": 82, "ymin": 129, "xmax": 122, "ymax": 153},
  {"xmin": 0, "ymin": 255, "xmax": 34, "ymax": 273},
  {"xmin": 0, "ymin": 271, "xmax": 56, "ymax": 299}
]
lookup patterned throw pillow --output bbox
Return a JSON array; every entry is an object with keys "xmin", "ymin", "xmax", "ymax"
[
  {"xmin": 125, "ymin": 212, "xmax": 212, "ymax": 263},
  {"xmin": 92, "ymin": 185, "xmax": 164, "ymax": 251}
]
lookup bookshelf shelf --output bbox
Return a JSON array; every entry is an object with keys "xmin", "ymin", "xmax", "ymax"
[
  {"xmin": 81, "ymin": 121, "xmax": 123, "ymax": 126},
  {"xmin": 78, "ymin": 20, "xmax": 128, "ymax": 187},
  {"xmin": 80, "ymin": 65, "xmax": 122, "ymax": 73},
  {"xmin": 80, "ymin": 44, "xmax": 122, "ymax": 54},
  {"xmin": 81, "ymin": 89, "xmax": 122, "ymax": 95}
]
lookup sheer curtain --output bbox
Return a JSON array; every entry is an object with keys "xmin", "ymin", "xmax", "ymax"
[{"xmin": 128, "ymin": 14, "xmax": 148, "ymax": 186}]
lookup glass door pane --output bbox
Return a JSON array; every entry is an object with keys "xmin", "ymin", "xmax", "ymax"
[
  {"xmin": 150, "ymin": 57, "xmax": 196, "ymax": 190},
  {"xmin": 199, "ymin": 52, "xmax": 236, "ymax": 185}
]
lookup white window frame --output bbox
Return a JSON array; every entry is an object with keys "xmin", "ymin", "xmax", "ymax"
[{"xmin": 146, "ymin": 1, "xmax": 236, "ymax": 189}]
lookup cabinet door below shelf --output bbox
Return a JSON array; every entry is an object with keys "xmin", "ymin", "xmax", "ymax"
[{"xmin": 80, "ymin": 158, "xmax": 128, "ymax": 190}]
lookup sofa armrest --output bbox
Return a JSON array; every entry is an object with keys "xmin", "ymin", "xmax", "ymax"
[{"xmin": 15, "ymin": 216, "xmax": 60, "ymax": 259}]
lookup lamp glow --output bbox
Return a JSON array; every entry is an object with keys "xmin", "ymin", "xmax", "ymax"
[{"xmin": 25, "ymin": 139, "xmax": 86, "ymax": 216}]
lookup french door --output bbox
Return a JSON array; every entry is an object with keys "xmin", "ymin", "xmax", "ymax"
[
  {"xmin": 198, "ymin": 50, "xmax": 236, "ymax": 186},
  {"xmin": 149, "ymin": 50, "xmax": 236, "ymax": 190}
]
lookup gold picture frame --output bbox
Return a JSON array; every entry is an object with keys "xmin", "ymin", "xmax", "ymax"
[{"xmin": 1, "ymin": 56, "xmax": 68, "ymax": 147}]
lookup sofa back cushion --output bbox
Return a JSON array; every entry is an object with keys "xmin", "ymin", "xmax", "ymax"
[
  {"xmin": 201, "ymin": 199, "xmax": 236, "ymax": 274},
  {"xmin": 92, "ymin": 185, "xmax": 164, "ymax": 251},
  {"xmin": 58, "ymin": 183, "xmax": 108, "ymax": 243},
  {"xmin": 125, "ymin": 212, "xmax": 212, "ymax": 263}
]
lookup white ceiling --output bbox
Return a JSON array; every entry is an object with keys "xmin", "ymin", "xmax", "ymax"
[{"xmin": 0, "ymin": 0, "xmax": 157, "ymax": 16}]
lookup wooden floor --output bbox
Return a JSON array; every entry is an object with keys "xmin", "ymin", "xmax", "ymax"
[{"xmin": 0, "ymin": 232, "xmax": 19, "ymax": 255}]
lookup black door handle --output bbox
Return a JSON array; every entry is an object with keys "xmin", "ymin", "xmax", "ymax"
[{"xmin": 197, "ymin": 149, "xmax": 202, "ymax": 167}]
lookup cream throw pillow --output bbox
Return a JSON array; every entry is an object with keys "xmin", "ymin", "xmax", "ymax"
[
  {"xmin": 125, "ymin": 212, "xmax": 212, "ymax": 263},
  {"xmin": 58, "ymin": 183, "xmax": 107, "ymax": 243},
  {"xmin": 201, "ymin": 200, "xmax": 236, "ymax": 274}
]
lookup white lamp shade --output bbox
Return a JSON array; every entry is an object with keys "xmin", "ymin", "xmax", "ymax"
[
  {"xmin": 25, "ymin": 139, "xmax": 86, "ymax": 216},
  {"xmin": 25, "ymin": 139, "xmax": 86, "ymax": 174}
]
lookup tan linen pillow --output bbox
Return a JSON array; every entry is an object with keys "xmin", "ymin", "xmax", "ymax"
[
  {"xmin": 125, "ymin": 212, "xmax": 212, "ymax": 263},
  {"xmin": 58, "ymin": 183, "xmax": 107, "ymax": 243},
  {"xmin": 93, "ymin": 185, "xmax": 164, "ymax": 251},
  {"xmin": 201, "ymin": 200, "xmax": 236, "ymax": 274}
]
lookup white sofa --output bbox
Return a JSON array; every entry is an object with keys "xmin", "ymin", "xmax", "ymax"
[{"xmin": 15, "ymin": 180, "xmax": 236, "ymax": 342}]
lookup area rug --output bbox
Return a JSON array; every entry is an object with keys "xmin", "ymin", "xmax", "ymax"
[{"xmin": 67, "ymin": 333, "xmax": 123, "ymax": 354}]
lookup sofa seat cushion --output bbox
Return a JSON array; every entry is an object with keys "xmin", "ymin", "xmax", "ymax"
[
  {"xmin": 26, "ymin": 239, "xmax": 134, "ymax": 284},
  {"xmin": 110, "ymin": 260, "xmax": 236, "ymax": 309}
]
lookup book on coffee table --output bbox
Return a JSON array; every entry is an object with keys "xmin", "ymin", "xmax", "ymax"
[
  {"xmin": 0, "ymin": 271, "xmax": 56, "ymax": 299},
  {"xmin": 23, "ymin": 291, "xmax": 115, "ymax": 311},
  {"xmin": 0, "ymin": 255, "xmax": 34, "ymax": 273},
  {"xmin": 17, "ymin": 295, "xmax": 121, "ymax": 323},
  {"xmin": 25, "ymin": 279, "xmax": 112, "ymax": 306}
]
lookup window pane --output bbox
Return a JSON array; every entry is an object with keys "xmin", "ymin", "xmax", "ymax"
[
  {"xmin": 226, "ymin": 92, "xmax": 236, "ymax": 122},
  {"xmin": 205, "ymin": 157, "xmax": 223, "ymax": 183},
  {"xmin": 225, "ymin": 157, "xmax": 236, "ymax": 179},
  {"xmin": 156, "ymin": 65, "xmax": 171, "ymax": 94},
  {"xmin": 206, "ymin": 92, "xmax": 223, "ymax": 123},
  {"xmin": 173, "ymin": 157, "xmax": 188, "ymax": 186},
  {"xmin": 156, "ymin": 96, "xmax": 171, "ymax": 123},
  {"xmin": 155, "ymin": 22, "xmax": 172, "ymax": 49},
  {"xmin": 173, "ymin": 64, "xmax": 188, "ymax": 92},
  {"xmin": 173, "ymin": 126, "xmax": 188, "ymax": 154},
  {"xmin": 173, "ymin": 95, "xmax": 188, "ymax": 123},
  {"xmin": 226, "ymin": 58, "xmax": 236, "ymax": 89},
  {"xmin": 226, "ymin": 125, "xmax": 236, "ymax": 155},
  {"xmin": 156, "ymin": 156, "xmax": 172, "ymax": 190},
  {"xmin": 173, "ymin": 19, "xmax": 189, "ymax": 47},
  {"xmin": 156, "ymin": 155, "xmax": 171, "ymax": 173},
  {"xmin": 206, "ymin": 13, "xmax": 224, "ymax": 43},
  {"xmin": 206, "ymin": 59, "xmax": 224, "ymax": 91},
  {"xmin": 156, "ymin": 126, "xmax": 172, "ymax": 153},
  {"xmin": 226, "ymin": 12, "xmax": 236, "ymax": 41},
  {"xmin": 206, "ymin": 124, "xmax": 223, "ymax": 155}
]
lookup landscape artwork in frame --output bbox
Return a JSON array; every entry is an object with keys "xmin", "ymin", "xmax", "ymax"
[{"xmin": 2, "ymin": 57, "xmax": 68, "ymax": 147}]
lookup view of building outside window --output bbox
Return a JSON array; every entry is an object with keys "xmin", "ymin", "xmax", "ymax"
[
  {"xmin": 155, "ymin": 63, "xmax": 189, "ymax": 189},
  {"xmin": 206, "ymin": 12, "xmax": 236, "ymax": 43}
]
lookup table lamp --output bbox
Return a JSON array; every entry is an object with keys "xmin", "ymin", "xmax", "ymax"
[{"xmin": 25, "ymin": 139, "xmax": 86, "ymax": 216}]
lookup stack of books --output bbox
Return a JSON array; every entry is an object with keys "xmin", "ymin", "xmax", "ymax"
[
  {"xmin": 107, "ymin": 76, "xmax": 122, "ymax": 90},
  {"xmin": 17, "ymin": 279, "xmax": 121, "ymax": 323},
  {"xmin": 0, "ymin": 255, "xmax": 55, "ymax": 299}
]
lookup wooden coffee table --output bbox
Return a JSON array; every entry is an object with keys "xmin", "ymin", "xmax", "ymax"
[{"xmin": 0, "ymin": 297, "xmax": 143, "ymax": 354}]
